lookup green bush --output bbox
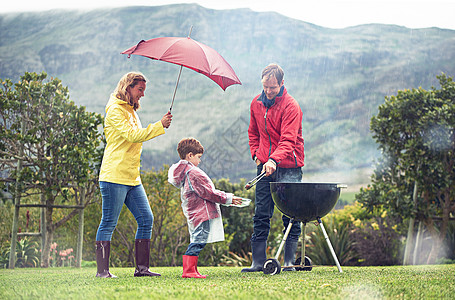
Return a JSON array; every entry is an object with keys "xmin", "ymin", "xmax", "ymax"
[
  {"xmin": 215, "ymin": 178, "xmax": 255, "ymax": 255},
  {"xmin": 305, "ymin": 214, "xmax": 357, "ymax": 266},
  {"xmin": 0, "ymin": 248, "xmax": 9, "ymax": 268},
  {"xmin": 351, "ymin": 215, "xmax": 402, "ymax": 266},
  {"xmin": 304, "ymin": 202, "xmax": 405, "ymax": 266},
  {"xmin": 0, "ymin": 238, "xmax": 40, "ymax": 268}
]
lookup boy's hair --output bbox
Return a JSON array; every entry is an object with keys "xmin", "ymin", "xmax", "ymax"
[
  {"xmin": 262, "ymin": 63, "xmax": 284, "ymax": 84},
  {"xmin": 177, "ymin": 138, "xmax": 204, "ymax": 159}
]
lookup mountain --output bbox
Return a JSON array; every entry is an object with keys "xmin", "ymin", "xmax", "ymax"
[{"xmin": 1, "ymin": 4, "xmax": 454, "ymax": 186}]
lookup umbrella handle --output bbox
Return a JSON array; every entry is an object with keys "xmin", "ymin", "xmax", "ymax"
[
  {"xmin": 169, "ymin": 25, "xmax": 192, "ymax": 112},
  {"xmin": 169, "ymin": 65, "xmax": 183, "ymax": 112}
]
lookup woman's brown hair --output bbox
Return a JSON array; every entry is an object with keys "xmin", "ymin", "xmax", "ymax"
[{"xmin": 114, "ymin": 72, "xmax": 146, "ymax": 111}]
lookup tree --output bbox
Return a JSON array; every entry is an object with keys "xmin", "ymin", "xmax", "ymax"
[
  {"xmin": 0, "ymin": 72, "xmax": 104, "ymax": 267},
  {"xmin": 357, "ymin": 74, "xmax": 455, "ymax": 264}
]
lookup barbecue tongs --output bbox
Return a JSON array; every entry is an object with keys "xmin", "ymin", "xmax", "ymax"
[{"xmin": 244, "ymin": 171, "xmax": 266, "ymax": 190}]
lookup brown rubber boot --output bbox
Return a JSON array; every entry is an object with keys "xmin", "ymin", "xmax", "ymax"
[
  {"xmin": 95, "ymin": 241, "xmax": 117, "ymax": 278},
  {"xmin": 134, "ymin": 239, "xmax": 161, "ymax": 277}
]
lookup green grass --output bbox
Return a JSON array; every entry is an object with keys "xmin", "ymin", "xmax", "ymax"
[{"xmin": 1, "ymin": 265, "xmax": 454, "ymax": 299}]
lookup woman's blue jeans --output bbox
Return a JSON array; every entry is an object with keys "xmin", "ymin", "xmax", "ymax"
[{"xmin": 96, "ymin": 181, "xmax": 153, "ymax": 241}]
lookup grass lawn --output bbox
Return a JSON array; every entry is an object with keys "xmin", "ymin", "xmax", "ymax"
[{"xmin": 1, "ymin": 265, "xmax": 454, "ymax": 299}]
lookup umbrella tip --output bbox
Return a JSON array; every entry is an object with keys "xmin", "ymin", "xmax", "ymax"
[{"xmin": 188, "ymin": 25, "xmax": 193, "ymax": 38}]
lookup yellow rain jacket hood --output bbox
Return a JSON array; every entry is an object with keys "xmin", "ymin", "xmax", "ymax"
[{"xmin": 99, "ymin": 94, "xmax": 165, "ymax": 186}]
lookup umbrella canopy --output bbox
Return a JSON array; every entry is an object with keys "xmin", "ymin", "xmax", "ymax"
[{"xmin": 121, "ymin": 37, "xmax": 241, "ymax": 109}]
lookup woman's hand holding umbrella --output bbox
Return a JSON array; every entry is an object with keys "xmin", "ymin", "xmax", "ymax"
[{"xmin": 161, "ymin": 111, "xmax": 173, "ymax": 128}]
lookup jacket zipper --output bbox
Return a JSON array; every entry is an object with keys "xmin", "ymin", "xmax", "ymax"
[{"xmin": 265, "ymin": 108, "xmax": 272, "ymax": 157}]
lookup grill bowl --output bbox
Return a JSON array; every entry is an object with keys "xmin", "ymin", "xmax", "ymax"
[{"xmin": 270, "ymin": 182, "xmax": 342, "ymax": 223}]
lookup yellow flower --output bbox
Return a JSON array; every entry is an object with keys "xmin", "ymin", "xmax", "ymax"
[
  {"xmin": 371, "ymin": 222, "xmax": 379, "ymax": 230},
  {"xmin": 381, "ymin": 210, "xmax": 387, "ymax": 218},
  {"xmin": 353, "ymin": 219, "xmax": 362, "ymax": 227}
]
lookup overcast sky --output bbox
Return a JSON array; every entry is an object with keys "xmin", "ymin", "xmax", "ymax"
[{"xmin": 1, "ymin": 0, "xmax": 454, "ymax": 30}]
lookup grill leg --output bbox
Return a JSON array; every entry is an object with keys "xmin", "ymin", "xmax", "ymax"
[
  {"xmin": 274, "ymin": 218, "xmax": 294, "ymax": 260},
  {"xmin": 301, "ymin": 222, "xmax": 306, "ymax": 265},
  {"xmin": 317, "ymin": 218, "xmax": 343, "ymax": 273}
]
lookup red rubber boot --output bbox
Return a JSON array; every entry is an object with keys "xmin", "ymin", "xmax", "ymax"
[{"xmin": 182, "ymin": 255, "xmax": 206, "ymax": 279}]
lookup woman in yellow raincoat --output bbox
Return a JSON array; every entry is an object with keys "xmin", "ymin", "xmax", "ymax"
[{"xmin": 95, "ymin": 72, "xmax": 172, "ymax": 278}]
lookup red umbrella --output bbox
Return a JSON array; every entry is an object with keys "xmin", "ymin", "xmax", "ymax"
[{"xmin": 121, "ymin": 29, "xmax": 241, "ymax": 111}]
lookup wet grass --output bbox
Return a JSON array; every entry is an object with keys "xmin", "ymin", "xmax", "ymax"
[{"xmin": 0, "ymin": 264, "xmax": 454, "ymax": 299}]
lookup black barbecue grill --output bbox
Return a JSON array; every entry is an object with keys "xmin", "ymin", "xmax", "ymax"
[{"xmin": 262, "ymin": 182, "xmax": 346, "ymax": 275}]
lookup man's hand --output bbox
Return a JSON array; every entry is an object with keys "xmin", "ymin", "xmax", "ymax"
[{"xmin": 262, "ymin": 159, "xmax": 276, "ymax": 176}]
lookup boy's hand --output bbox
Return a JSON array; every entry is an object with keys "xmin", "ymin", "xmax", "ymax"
[{"xmin": 232, "ymin": 196, "xmax": 242, "ymax": 206}]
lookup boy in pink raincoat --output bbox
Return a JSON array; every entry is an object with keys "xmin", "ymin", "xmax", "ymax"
[{"xmin": 168, "ymin": 138, "xmax": 242, "ymax": 278}]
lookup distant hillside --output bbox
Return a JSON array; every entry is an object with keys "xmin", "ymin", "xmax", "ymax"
[{"xmin": 1, "ymin": 4, "xmax": 454, "ymax": 186}]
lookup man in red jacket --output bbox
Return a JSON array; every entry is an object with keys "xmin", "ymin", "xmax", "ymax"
[{"xmin": 242, "ymin": 63, "xmax": 305, "ymax": 272}]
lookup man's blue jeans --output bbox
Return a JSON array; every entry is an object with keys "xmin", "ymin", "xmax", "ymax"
[
  {"xmin": 251, "ymin": 164, "xmax": 302, "ymax": 243},
  {"xmin": 96, "ymin": 181, "xmax": 154, "ymax": 241}
]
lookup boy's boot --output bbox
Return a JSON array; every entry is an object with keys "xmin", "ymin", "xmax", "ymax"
[
  {"xmin": 283, "ymin": 240, "xmax": 298, "ymax": 271},
  {"xmin": 134, "ymin": 239, "xmax": 161, "ymax": 277},
  {"xmin": 241, "ymin": 240, "xmax": 267, "ymax": 272},
  {"xmin": 95, "ymin": 241, "xmax": 117, "ymax": 278},
  {"xmin": 182, "ymin": 255, "xmax": 206, "ymax": 278}
]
